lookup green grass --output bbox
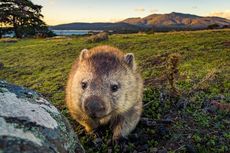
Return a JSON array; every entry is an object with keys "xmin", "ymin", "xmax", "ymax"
[{"xmin": 0, "ymin": 29, "xmax": 230, "ymax": 152}]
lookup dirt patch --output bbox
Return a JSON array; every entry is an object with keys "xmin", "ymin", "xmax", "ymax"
[
  {"xmin": 0, "ymin": 38, "xmax": 18, "ymax": 43},
  {"xmin": 222, "ymin": 41, "xmax": 230, "ymax": 47},
  {"xmin": 141, "ymin": 53, "xmax": 170, "ymax": 69},
  {"xmin": 144, "ymin": 76, "xmax": 168, "ymax": 87}
]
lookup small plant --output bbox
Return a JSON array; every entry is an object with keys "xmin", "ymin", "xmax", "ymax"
[
  {"xmin": 166, "ymin": 53, "xmax": 181, "ymax": 96},
  {"xmin": 0, "ymin": 62, "xmax": 4, "ymax": 70}
]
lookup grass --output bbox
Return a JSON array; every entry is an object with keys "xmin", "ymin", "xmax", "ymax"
[{"xmin": 0, "ymin": 29, "xmax": 229, "ymax": 152}]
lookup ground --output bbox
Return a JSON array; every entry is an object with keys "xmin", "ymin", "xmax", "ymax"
[{"xmin": 0, "ymin": 29, "xmax": 229, "ymax": 153}]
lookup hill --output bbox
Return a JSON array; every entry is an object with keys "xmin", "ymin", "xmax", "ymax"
[
  {"xmin": 123, "ymin": 12, "xmax": 230, "ymax": 29},
  {"xmin": 51, "ymin": 12, "xmax": 230, "ymax": 31},
  {"xmin": 50, "ymin": 22, "xmax": 144, "ymax": 32},
  {"xmin": 0, "ymin": 29, "xmax": 229, "ymax": 152}
]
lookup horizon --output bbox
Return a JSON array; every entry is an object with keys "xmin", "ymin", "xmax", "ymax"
[{"xmin": 33, "ymin": 0, "xmax": 230, "ymax": 26}]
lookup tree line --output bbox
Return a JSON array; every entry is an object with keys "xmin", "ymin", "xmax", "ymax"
[{"xmin": 0, "ymin": 0, "xmax": 53, "ymax": 38}]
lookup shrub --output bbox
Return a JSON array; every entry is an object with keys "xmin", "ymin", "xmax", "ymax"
[
  {"xmin": 86, "ymin": 32, "xmax": 109, "ymax": 43},
  {"xmin": 207, "ymin": 24, "xmax": 220, "ymax": 29}
]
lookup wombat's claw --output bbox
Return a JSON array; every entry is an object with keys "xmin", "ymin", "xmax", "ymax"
[
  {"xmin": 112, "ymin": 136, "xmax": 128, "ymax": 145},
  {"xmin": 118, "ymin": 136, "xmax": 128, "ymax": 143},
  {"xmin": 84, "ymin": 121, "xmax": 99, "ymax": 133},
  {"xmin": 92, "ymin": 128, "xmax": 103, "ymax": 137}
]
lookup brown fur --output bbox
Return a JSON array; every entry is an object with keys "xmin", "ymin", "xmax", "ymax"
[{"xmin": 66, "ymin": 45, "xmax": 143, "ymax": 139}]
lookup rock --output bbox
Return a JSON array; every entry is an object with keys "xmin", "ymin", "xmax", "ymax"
[
  {"xmin": 108, "ymin": 148, "xmax": 113, "ymax": 153},
  {"xmin": 140, "ymin": 117, "xmax": 157, "ymax": 127},
  {"xmin": 129, "ymin": 133, "xmax": 139, "ymax": 142},
  {"xmin": 157, "ymin": 148, "xmax": 167, "ymax": 153},
  {"xmin": 0, "ymin": 80, "xmax": 84, "ymax": 153},
  {"xmin": 93, "ymin": 138, "xmax": 102, "ymax": 148},
  {"xmin": 158, "ymin": 124, "xmax": 169, "ymax": 136},
  {"xmin": 176, "ymin": 97, "xmax": 188, "ymax": 110},
  {"xmin": 138, "ymin": 144, "xmax": 148, "ymax": 152},
  {"xmin": 185, "ymin": 144, "xmax": 196, "ymax": 153},
  {"xmin": 149, "ymin": 147, "xmax": 158, "ymax": 153},
  {"xmin": 213, "ymin": 94, "xmax": 225, "ymax": 100},
  {"xmin": 138, "ymin": 134, "xmax": 149, "ymax": 145}
]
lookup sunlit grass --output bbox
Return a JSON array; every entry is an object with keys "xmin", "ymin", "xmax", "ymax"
[{"xmin": 0, "ymin": 29, "xmax": 229, "ymax": 152}]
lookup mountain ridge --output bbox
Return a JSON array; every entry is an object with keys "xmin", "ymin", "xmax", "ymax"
[
  {"xmin": 122, "ymin": 12, "xmax": 229, "ymax": 28},
  {"xmin": 50, "ymin": 12, "xmax": 230, "ymax": 31}
]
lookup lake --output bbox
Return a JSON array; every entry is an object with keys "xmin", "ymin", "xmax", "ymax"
[{"xmin": 2, "ymin": 30, "xmax": 103, "ymax": 37}]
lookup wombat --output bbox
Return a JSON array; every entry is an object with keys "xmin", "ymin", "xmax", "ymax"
[{"xmin": 66, "ymin": 45, "xmax": 143, "ymax": 140}]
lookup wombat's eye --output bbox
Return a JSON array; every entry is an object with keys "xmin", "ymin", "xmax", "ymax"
[
  {"xmin": 81, "ymin": 81, "xmax": 87, "ymax": 90},
  {"xmin": 111, "ymin": 84, "xmax": 119, "ymax": 92}
]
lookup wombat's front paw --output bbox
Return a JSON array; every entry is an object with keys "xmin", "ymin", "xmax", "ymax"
[
  {"xmin": 84, "ymin": 121, "xmax": 99, "ymax": 133},
  {"xmin": 112, "ymin": 129, "xmax": 123, "ymax": 141},
  {"xmin": 112, "ymin": 135, "xmax": 128, "ymax": 145},
  {"xmin": 85, "ymin": 126, "xmax": 94, "ymax": 133}
]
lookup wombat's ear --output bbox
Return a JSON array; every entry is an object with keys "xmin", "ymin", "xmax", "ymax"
[
  {"xmin": 79, "ymin": 49, "xmax": 88, "ymax": 61},
  {"xmin": 124, "ymin": 53, "xmax": 136, "ymax": 70}
]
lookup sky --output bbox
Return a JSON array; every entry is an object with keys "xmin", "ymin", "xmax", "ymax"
[{"xmin": 31, "ymin": 0, "xmax": 230, "ymax": 25}]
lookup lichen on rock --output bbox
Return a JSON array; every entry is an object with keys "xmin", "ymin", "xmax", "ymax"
[{"xmin": 0, "ymin": 80, "xmax": 85, "ymax": 153}]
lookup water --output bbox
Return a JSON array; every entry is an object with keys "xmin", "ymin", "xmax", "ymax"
[
  {"xmin": 2, "ymin": 30, "xmax": 103, "ymax": 37},
  {"xmin": 2, "ymin": 33, "xmax": 14, "ymax": 38},
  {"xmin": 51, "ymin": 30, "xmax": 103, "ymax": 36}
]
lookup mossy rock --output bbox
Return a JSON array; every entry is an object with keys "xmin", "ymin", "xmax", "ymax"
[{"xmin": 0, "ymin": 80, "xmax": 84, "ymax": 153}]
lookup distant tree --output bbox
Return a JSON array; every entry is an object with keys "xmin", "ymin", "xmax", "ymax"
[
  {"xmin": 222, "ymin": 25, "xmax": 230, "ymax": 29},
  {"xmin": 146, "ymin": 29, "xmax": 155, "ymax": 34},
  {"xmin": 207, "ymin": 23, "xmax": 220, "ymax": 29},
  {"xmin": 0, "ymin": 0, "xmax": 53, "ymax": 38}
]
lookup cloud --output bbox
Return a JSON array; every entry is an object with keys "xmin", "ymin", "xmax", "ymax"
[
  {"xmin": 109, "ymin": 18, "xmax": 123, "ymax": 22},
  {"xmin": 192, "ymin": 6, "xmax": 198, "ymax": 9},
  {"xmin": 33, "ymin": 0, "xmax": 57, "ymax": 5},
  {"xmin": 134, "ymin": 7, "xmax": 145, "ymax": 12},
  {"xmin": 150, "ymin": 9, "xmax": 159, "ymax": 13},
  {"xmin": 209, "ymin": 10, "xmax": 230, "ymax": 19},
  {"xmin": 134, "ymin": 7, "xmax": 159, "ymax": 14},
  {"xmin": 48, "ymin": 0, "xmax": 57, "ymax": 5}
]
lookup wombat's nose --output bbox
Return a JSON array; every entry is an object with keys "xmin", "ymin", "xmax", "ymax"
[{"xmin": 84, "ymin": 96, "xmax": 105, "ymax": 117}]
